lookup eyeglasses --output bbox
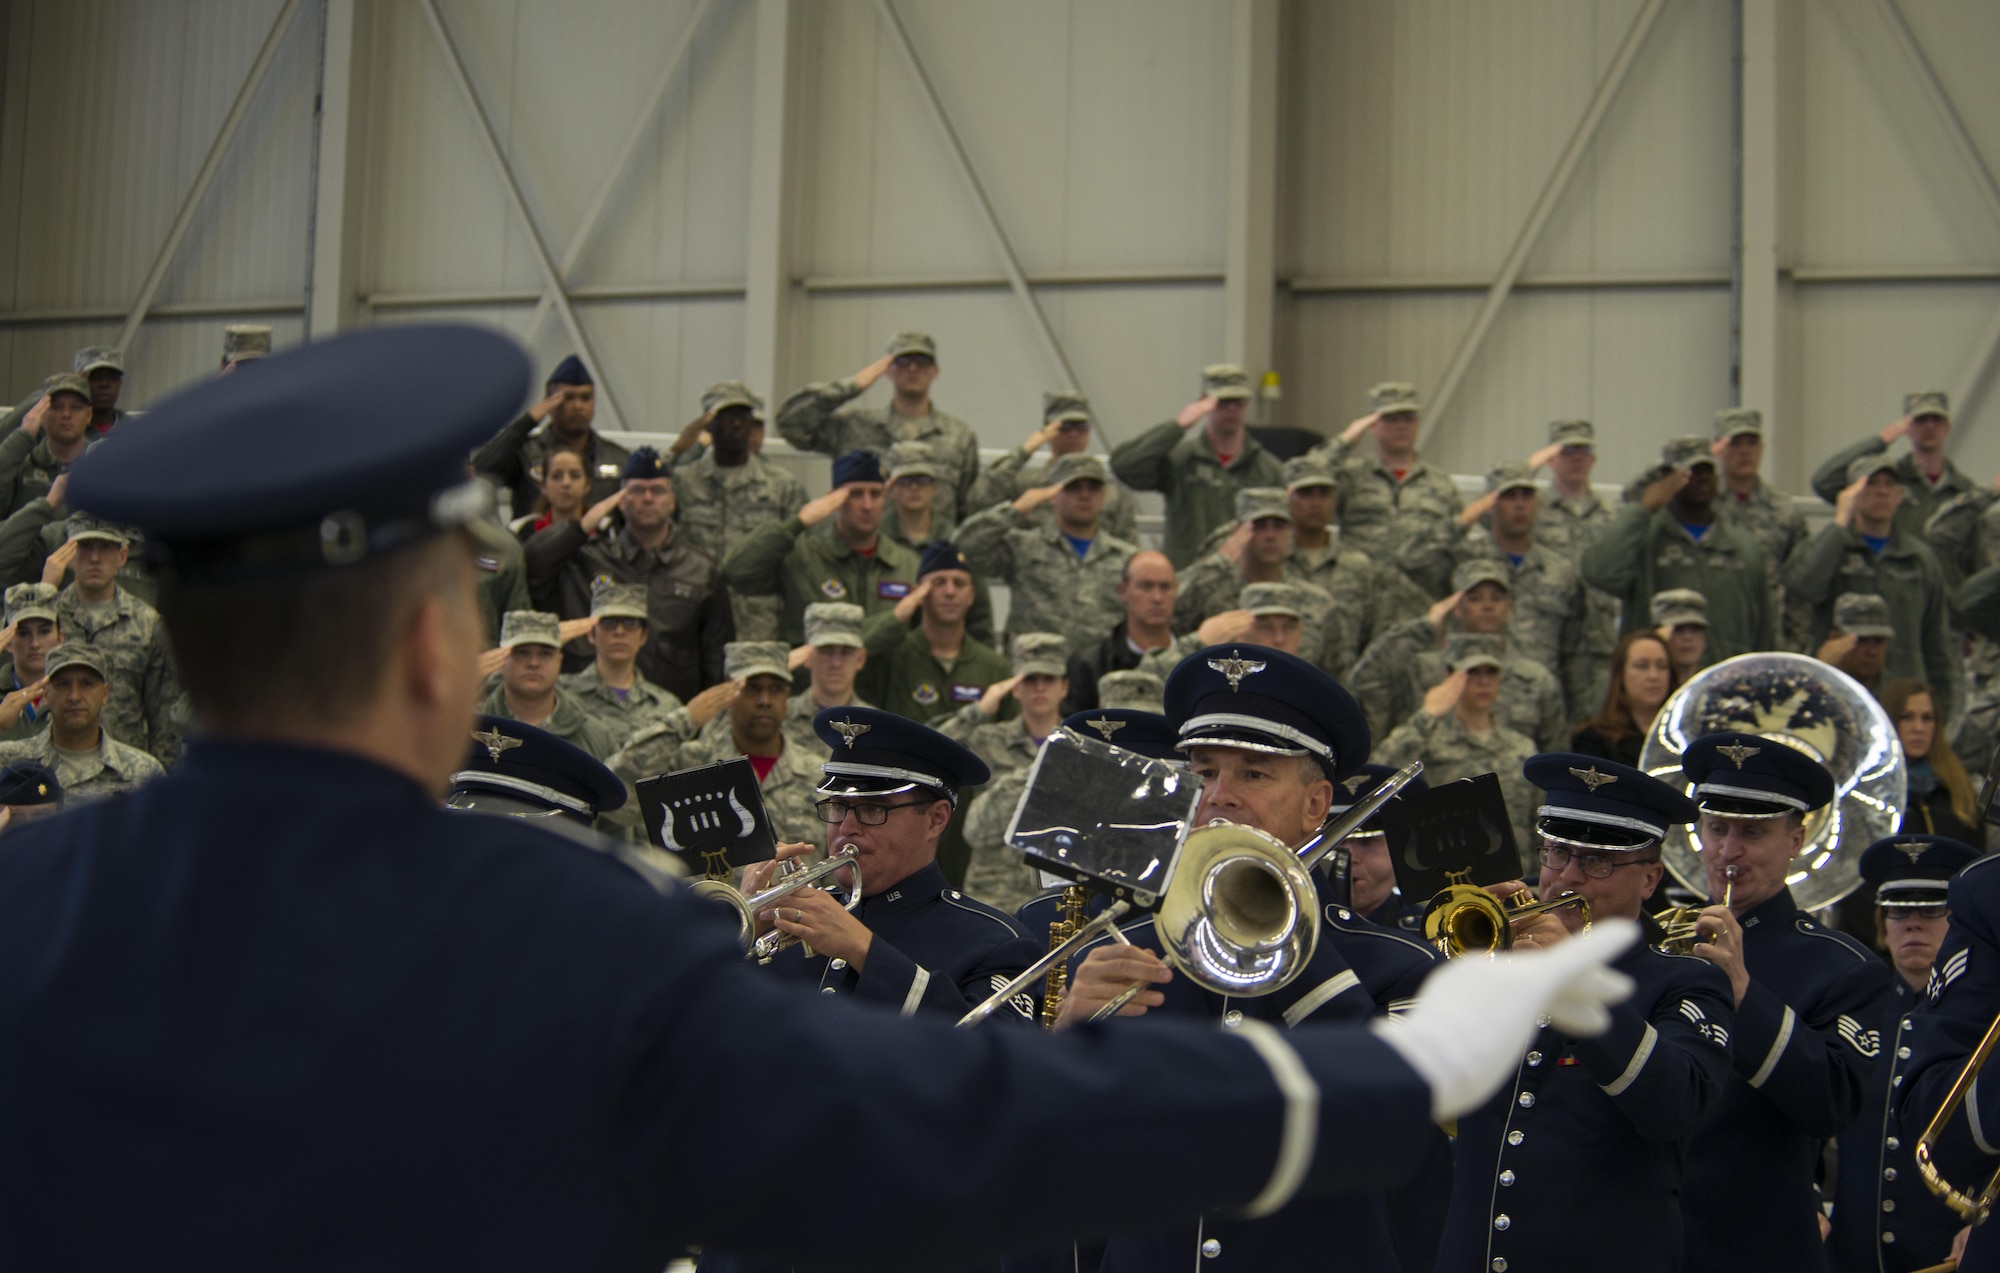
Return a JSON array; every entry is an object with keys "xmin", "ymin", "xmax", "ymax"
[
  {"xmin": 813, "ymin": 797, "xmax": 937, "ymax": 825},
  {"xmin": 1886, "ymin": 904, "xmax": 1950, "ymax": 921},
  {"xmin": 1540, "ymin": 845, "xmax": 1657, "ymax": 879}
]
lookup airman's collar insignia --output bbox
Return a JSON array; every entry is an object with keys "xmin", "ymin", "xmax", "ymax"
[
  {"xmin": 1207, "ymin": 653, "xmax": 1267, "ymax": 691},
  {"xmin": 471, "ymin": 727, "xmax": 522, "ymax": 763},
  {"xmin": 831, "ymin": 718, "xmax": 872, "ymax": 750},
  {"xmin": 1083, "ymin": 716, "xmax": 1124, "ymax": 740},
  {"xmin": 1716, "ymin": 742, "xmax": 1761, "ymax": 770},
  {"xmin": 1568, "ymin": 765, "xmax": 1617, "ymax": 792}
]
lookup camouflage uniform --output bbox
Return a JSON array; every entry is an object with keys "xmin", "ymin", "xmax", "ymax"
[
  {"xmin": 671, "ymin": 384, "xmax": 807, "ymax": 642},
  {"xmin": 469, "ymin": 517, "xmax": 531, "ymax": 649},
  {"xmin": 1309, "ymin": 382, "xmax": 1463, "ymax": 571},
  {"xmin": 1533, "ymin": 421, "xmax": 1621, "ymax": 715},
  {"xmin": 956, "ymin": 454, "xmax": 1136, "ymax": 653},
  {"xmin": 1096, "ymin": 669, "xmax": 1165, "ymax": 712},
  {"xmin": 1809, "ymin": 390, "xmax": 1974, "ymax": 541},
  {"xmin": 0, "ymin": 644, "xmax": 164, "ymax": 803},
  {"xmin": 941, "ymin": 634, "xmax": 1068, "ymax": 915},
  {"xmin": 1924, "ymin": 488, "xmax": 2000, "ymax": 590},
  {"xmin": 0, "ymin": 583, "xmax": 56, "ymax": 743},
  {"xmin": 1952, "ymin": 677, "xmax": 2000, "ymax": 782},
  {"xmin": 781, "ymin": 603, "xmax": 872, "ymax": 758},
  {"xmin": 775, "ymin": 333, "xmax": 982, "ymax": 525},
  {"xmin": 879, "ymin": 443, "xmax": 998, "ymax": 644},
  {"xmin": 1108, "ymin": 364, "xmax": 1283, "ymax": 567},
  {"xmin": 721, "ymin": 514, "xmax": 924, "ymax": 649},
  {"xmin": 0, "ymin": 373, "xmax": 88, "ymax": 521},
  {"xmin": 1373, "ymin": 634, "xmax": 1541, "ymax": 850},
  {"xmin": 1708, "ymin": 409, "xmax": 1813, "ymax": 651},
  {"xmin": 481, "ymin": 612, "xmax": 619, "ymax": 761},
  {"xmin": 56, "ymin": 566, "xmax": 180, "ymax": 767},
  {"xmin": 961, "ymin": 768, "xmax": 1037, "ymax": 914},
  {"xmin": 965, "ymin": 392, "xmax": 1137, "ymax": 540}
]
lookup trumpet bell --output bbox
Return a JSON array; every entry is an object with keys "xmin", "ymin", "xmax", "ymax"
[
  {"xmin": 1156, "ymin": 821, "xmax": 1320, "ymax": 997},
  {"xmin": 1422, "ymin": 885, "xmax": 1591, "ymax": 957},
  {"xmin": 689, "ymin": 849, "xmax": 862, "ymax": 960}
]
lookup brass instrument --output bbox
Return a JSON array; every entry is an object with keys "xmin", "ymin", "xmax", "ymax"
[
  {"xmin": 1914, "ymin": 1008, "xmax": 2000, "ymax": 1223},
  {"xmin": 1041, "ymin": 886, "xmax": 1088, "ymax": 1029},
  {"xmin": 1657, "ymin": 865, "xmax": 1737, "ymax": 956},
  {"xmin": 689, "ymin": 848, "xmax": 862, "ymax": 964},
  {"xmin": 1422, "ymin": 885, "xmax": 1591, "ymax": 957}
]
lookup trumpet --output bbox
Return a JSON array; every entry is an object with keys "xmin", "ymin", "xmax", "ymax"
[
  {"xmin": 1422, "ymin": 884, "xmax": 1591, "ymax": 957},
  {"xmin": 689, "ymin": 848, "xmax": 862, "ymax": 964},
  {"xmin": 1657, "ymin": 865, "xmax": 1737, "ymax": 956},
  {"xmin": 1915, "ymin": 1008, "xmax": 2000, "ymax": 1222}
]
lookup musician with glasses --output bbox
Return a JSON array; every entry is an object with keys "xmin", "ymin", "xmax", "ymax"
[
  {"xmin": 1828, "ymin": 835, "xmax": 1978, "ymax": 1273},
  {"xmin": 1675, "ymin": 733, "xmax": 1897, "ymax": 1273},
  {"xmin": 1438, "ymin": 755, "xmax": 1734, "ymax": 1273}
]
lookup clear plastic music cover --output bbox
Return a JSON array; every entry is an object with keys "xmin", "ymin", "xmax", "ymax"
[{"xmin": 1004, "ymin": 728, "xmax": 1200, "ymax": 909}]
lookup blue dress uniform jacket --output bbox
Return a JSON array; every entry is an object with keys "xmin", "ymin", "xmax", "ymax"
[
  {"xmin": 1437, "ymin": 942, "xmax": 1734, "ymax": 1273},
  {"xmin": 1899, "ymin": 854, "xmax": 2000, "ymax": 1273},
  {"xmin": 1682, "ymin": 888, "xmax": 1898, "ymax": 1273},
  {"xmin": 0, "ymin": 741, "xmax": 1449, "ymax": 1273},
  {"xmin": 1829, "ymin": 978, "xmax": 1965, "ymax": 1273},
  {"xmin": 762, "ymin": 862, "xmax": 1044, "ymax": 1022}
]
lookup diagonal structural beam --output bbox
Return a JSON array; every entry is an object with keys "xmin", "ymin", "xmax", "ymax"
[
  {"xmin": 417, "ymin": 0, "xmax": 630, "ymax": 431},
  {"xmin": 1425, "ymin": 0, "xmax": 1668, "ymax": 437},
  {"xmin": 525, "ymin": 0, "xmax": 716, "ymax": 344},
  {"xmin": 118, "ymin": 0, "xmax": 306, "ymax": 356},
  {"xmin": 874, "ymin": 0, "xmax": 1081, "ymax": 393}
]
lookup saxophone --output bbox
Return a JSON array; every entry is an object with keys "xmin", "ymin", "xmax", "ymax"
[{"xmin": 1040, "ymin": 886, "xmax": 1088, "ymax": 1029}]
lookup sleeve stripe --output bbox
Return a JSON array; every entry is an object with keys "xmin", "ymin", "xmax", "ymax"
[
  {"xmin": 1971, "ymin": 1076, "xmax": 2000, "ymax": 1156},
  {"xmin": 1600, "ymin": 1023, "xmax": 1659, "ymax": 1097},
  {"xmin": 1748, "ymin": 1005, "xmax": 1795, "ymax": 1089},
  {"xmin": 900, "ymin": 965, "xmax": 931, "ymax": 1018},
  {"xmin": 1282, "ymin": 970, "xmax": 1361, "ymax": 1028},
  {"xmin": 1232, "ymin": 1019, "xmax": 1320, "ymax": 1219}
]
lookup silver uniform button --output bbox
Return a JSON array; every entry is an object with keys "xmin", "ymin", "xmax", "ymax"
[
  {"xmin": 1201, "ymin": 1238, "xmax": 1221, "ymax": 1258},
  {"xmin": 1884, "ymin": 1168, "xmax": 1898, "ymax": 1182},
  {"xmin": 1894, "ymin": 1074, "xmax": 1904, "ymax": 1087},
  {"xmin": 1883, "ymin": 1200, "xmax": 1897, "ymax": 1213},
  {"xmin": 1338, "ymin": 908, "xmax": 1352, "ymax": 920},
  {"xmin": 1898, "ymin": 1046, "xmax": 1912, "ymax": 1059},
  {"xmin": 1887, "ymin": 1137, "xmax": 1901, "ymax": 1150},
  {"xmin": 1499, "ymin": 1170, "xmax": 1516, "ymax": 1187},
  {"xmin": 1492, "ymin": 1261, "xmax": 1508, "ymax": 1272},
  {"xmin": 1525, "ymin": 1051, "xmax": 1542, "ymax": 1067},
  {"xmin": 1517, "ymin": 1092, "xmax": 1536, "ymax": 1109},
  {"xmin": 820, "ymin": 987, "xmax": 836, "ymax": 995},
  {"xmin": 830, "ymin": 958, "xmax": 848, "ymax": 970},
  {"xmin": 1222, "ymin": 1010, "xmax": 1244, "ymax": 1029},
  {"xmin": 1493, "ymin": 1214, "xmax": 1511, "ymax": 1231},
  {"xmin": 1883, "ymin": 1232, "xmax": 1897, "ymax": 1244},
  {"xmin": 949, "ymin": 891, "xmax": 961, "ymax": 899},
  {"xmin": 1507, "ymin": 1131, "xmax": 1525, "ymax": 1146}
]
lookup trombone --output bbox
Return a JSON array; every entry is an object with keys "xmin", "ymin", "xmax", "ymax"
[
  {"xmin": 690, "ymin": 848, "xmax": 862, "ymax": 964},
  {"xmin": 1914, "ymin": 1008, "xmax": 2000, "ymax": 1223},
  {"xmin": 1422, "ymin": 884, "xmax": 1591, "ymax": 957},
  {"xmin": 1657, "ymin": 865, "xmax": 1737, "ymax": 956}
]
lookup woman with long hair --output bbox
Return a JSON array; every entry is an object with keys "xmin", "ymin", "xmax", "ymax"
[
  {"xmin": 1883, "ymin": 677, "xmax": 1984, "ymax": 846},
  {"xmin": 1570, "ymin": 630, "xmax": 1673, "ymax": 767},
  {"xmin": 510, "ymin": 446, "xmax": 590, "ymax": 541}
]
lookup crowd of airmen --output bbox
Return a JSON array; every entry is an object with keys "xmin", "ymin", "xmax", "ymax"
[{"xmin": 4, "ymin": 323, "xmax": 2000, "ymax": 1273}]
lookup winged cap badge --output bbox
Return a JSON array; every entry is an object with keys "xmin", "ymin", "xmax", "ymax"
[
  {"xmin": 471, "ymin": 727, "xmax": 522, "ymax": 763},
  {"xmin": 1716, "ymin": 742, "xmax": 1761, "ymax": 770},
  {"xmin": 1342, "ymin": 774, "xmax": 1372, "ymax": 794},
  {"xmin": 1083, "ymin": 716, "xmax": 1125, "ymax": 740},
  {"xmin": 831, "ymin": 718, "xmax": 872, "ymax": 750},
  {"xmin": 1900, "ymin": 841, "xmax": 1928, "ymax": 864},
  {"xmin": 1568, "ymin": 765, "xmax": 1617, "ymax": 792},
  {"xmin": 1207, "ymin": 653, "xmax": 1267, "ymax": 692}
]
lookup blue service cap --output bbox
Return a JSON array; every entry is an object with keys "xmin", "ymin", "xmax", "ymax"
[
  {"xmin": 545, "ymin": 354, "xmax": 592, "ymax": 387},
  {"xmin": 67, "ymin": 324, "xmax": 529, "ymax": 582},
  {"xmin": 918, "ymin": 540, "xmax": 971, "ymax": 579},
  {"xmin": 0, "ymin": 760, "xmax": 59, "ymax": 807},
  {"xmin": 1062, "ymin": 708, "xmax": 1180, "ymax": 763},
  {"xmin": 1860, "ymin": 834, "xmax": 1978, "ymax": 907},
  {"xmin": 1164, "ymin": 644, "xmax": 1370, "ymax": 782},
  {"xmin": 832, "ymin": 450, "xmax": 885, "ymax": 487},
  {"xmin": 448, "ymin": 715, "xmax": 627, "ymax": 825},
  {"xmin": 813, "ymin": 706, "xmax": 989, "ymax": 806},
  {"xmin": 1525, "ymin": 753, "xmax": 1696, "ymax": 850},
  {"xmin": 1330, "ymin": 762, "xmax": 1428, "ymax": 819},
  {"xmin": 1680, "ymin": 731, "xmax": 1835, "ymax": 818},
  {"xmin": 622, "ymin": 446, "xmax": 668, "ymax": 482}
]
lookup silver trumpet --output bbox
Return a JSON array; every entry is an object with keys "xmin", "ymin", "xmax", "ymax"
[{"xmin": 690, "ymin": 848, "xmax": 862, "ymax": 964}]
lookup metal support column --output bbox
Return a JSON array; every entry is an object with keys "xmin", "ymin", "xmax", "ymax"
[
  {"xmin": 1224, "ymin": 0, "xmax": 1279, "ymax": 379},
  {"xmin": 743, "ymin": 0, "xmax": 798, "ymax": 401},
  {"xmin": 1739, "ymin": 0, "xmax": 1784, "ymax": 482},
  {"xmin": 306, "ymin": 0, "xmax": 364, "ymax": 338}
]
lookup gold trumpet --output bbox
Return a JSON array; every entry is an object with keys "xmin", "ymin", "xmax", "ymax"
[
  {"xmin": 689, "ymin": 848, "xmax": 862, "ymax": 964},
  {"xmin": 1422, "ymin": 884, "xmax": 1591, "ymax": 957},
  {"xmin": 1914, "ymin": 1009, "xmax": 2000, "ymax": 1223},
  {"xmin": 1657, "ymin": 865, "xmax": 1737, "ymax": 956}
]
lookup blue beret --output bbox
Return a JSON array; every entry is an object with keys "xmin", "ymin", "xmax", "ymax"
[
  {"xmin": 831, "ymin": 450, "xmax": 885, "ymax": 487},
  {"xmin": 1330, "ymin": 762, "xmax": 1427, "ymax": 817},
  {"xmin": 448, "ymin": 715, "xmax": 626, "ymax": 824},
  {"xmin": 1164, "ymin": 644, "xmax": 1370, "ymax": 781},
  {"xmin": 622, "ymin": 446, "xmax": 668, "ymax": 482},
  {"xmin": 1062, "ymin": 709, "xmax": 1181, "ymax": 763},
  {"xmin": 1860, "ymin": 834, "xmax": 1978, "ymax": 906},
  {"xmin": 918, "ymin": 540, "xmax": 971, "ymax": 579},
  {"xmin": 814, "ymin": 706, "xmax": 989, "ymax": 805},
  {"xmin": 68, "ymin": 325, "xmax": 529, "ymax": 581},
  {"xmin": 0, "ymin": 760, "xmax": 59, "ymax": 807},
  {"xmin": 1524, "ymin": 753, "xmax": 1696, "ymax": 847},
  {"xmin": 1680, "ymin": 731, "xmax": 1835, "ymax": 817},
  {"xmin": 545, "ymin": 354, "xmax": 592, "ymax": 387}
]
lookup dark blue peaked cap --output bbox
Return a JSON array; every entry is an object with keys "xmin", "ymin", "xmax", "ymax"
[
  {"xmin": 1681, "ymin": 731, "xmax": 1835, "ymax": 817},
  {"xmin": 546, "ymin": 353, "xmax": 592, "ymax": 386},
  {"xmin": 1525, "ymin": 753, "xmax": 1696, "ymax": 847},
  {"xmin": 814, "ymin": 706, "xmax": 989, "ymax": 805},
  {"xmin": 450, "ymin": 715, "xmax": 627, "ymax": 823},
  {"xmin": 1164, "ymin": 644, "xmax": 1370, "ymax": 782},
  {"xmin": 67, "ymin": 324, "xmax": 530, "ymax": 580},
  {"xmin": 832, "ymin": 450, "xmax": 885, "ymax": 487},
  {"xmin": 0, "ymin": 760, "xmax": 60, "ymax": 807},
  {"xmin": 623, "ymin": 447, "xmax": 668, "ymax": 481},
  {"xmin": 1062, "ymin": 709, "xmax": 1181, "ymax": 763},
  {"xmin": 1860, "ymin": 834, "xmax": 1978, "ymax": 906},
  {"xmin": 919, "ymin": 541, "xmax": 971, "ymax": 578}
]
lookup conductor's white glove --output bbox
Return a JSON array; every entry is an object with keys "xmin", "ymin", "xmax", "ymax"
[{"xmin": 1370, "ymin": 919, "xmax": 1637, "ymax": 1120}]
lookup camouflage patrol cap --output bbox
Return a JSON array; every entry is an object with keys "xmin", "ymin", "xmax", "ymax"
[
  {"xmin": 1202, "ymin": 363, "xmax": 1254, "ymax": 401},
  {"xmin": 1445, "ymin": 633, "xmax": 1505, "ymax": 673},
  {"xmin": 1012, "ymin": 632, "xmax": 1068, "ymax": 678},
  {"xmin": 1660, "ymin": 436, "xmax": 1717, "ymax": 470},
  {"xmin": 1905, "ymin": 390, "xmax": 1951, "ymax": 422},
  {"xmin": 1282, "ymin": 455, "xmax": 1336, "ymax": 490},
  {"xmin": 589, "ymin": 580, "xmax": 649, "ymax": 623},
  {"xmin": 1485, "ymin": 462, "xmax": 1538, "ymax": 495},
  {"xmin": 804, "ymin": 602, "xmax": 866, "ymax": 649},
  {"xmin": 1370, "ymin": 382, "xmax": 1422, "ymax": 416},
  {"xmin": 701, "ymin": 380, "xmax": 765, "ymax": 420},
  {"xmin": 1650, "ymin": 588, "xmax": 1708, "ymax": 629},
  {"xmin": 725, "ymin": 640, "xmax": 793, "ymax": 683},
  {"xmin": 1548, "ymin": 419, "xmax": 1595, "ymax": 448},
  {"xmin": 1097, "ymin": 669, "xmax": 1165, "ymax": 712},
  {"xmin": 74, "ymin": 347, "xmax": 123, "ymax": 377},
  {"xmin": 1047, "ymin": 453, "xmax": 1109, "ymax": 489},
  {"xmin": 1240, "ymin": 581, "xmax": 1320, "ymax": 619},
  {"xmin": 1235, "ymin": 486, "xmax": 1291, "ymax": 523},
  {"xmin": 886, "ymin": 331, "xmax": 937, "ymax": 360},
  {"xmin": 223, "ymin": 325, "xmax": 272, "ymax": 362},
  {"xmin": 1043, "ymin": 391, "xmax": 1092, "ymax": 424},
  {"xmin": 3, "ymin": 582, "xmax": 57, "ymax": 626},
  {"xmin": 1833, "ymin": 593, "xmax": 1896, "ymax": 639},
  {"xmin": 498, "ymin": 610, "xmax": 563, "ymax": 651},
  {"xmin": 65, "ymin": 513, "xmax": 129, "ymax": 546},
  {"xmin": 1713, "ymin": 407, "xmax": 1763, "ymax": 440},
  {"xmin": 42, "ymin": 642, "xmax": 108, "ymax": 682},
  {"xmin": 43, "ymin": 372, "xmax": 89, "ymax": 403},
  {"xmin": 1452, "ymin": 558, "xmax": 1512, "ymax": 594},
  {"xmin": 887, "ymin": 440, "xmax": 941, "ymax": 482},
  {"xmin": 1846, "ymin": 452, "xmax": 1900, "ymax": 485}
]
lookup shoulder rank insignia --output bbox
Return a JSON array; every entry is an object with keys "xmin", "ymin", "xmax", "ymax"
[
  {"xmin": 1207, "ymin": 653, "xmax": 1266, "ymax": 691},
  {"xmin": 1083, "ymin": 716, "xmax": 1124, "ymax": 740},
  {"xmin": 1716, "ymin": 741, "xmax": 1761, "ymax": 769},
  {"xmin": 830, "ymin": 718, "xmax": 871, "ymax": 750},
  {"xmin": 1568, "ymin": 765, "xmax": 1617, "ymax": 792},
  {"xmin": 471, "ymin": 727, "xmax": 522, "ymax": 763}
]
